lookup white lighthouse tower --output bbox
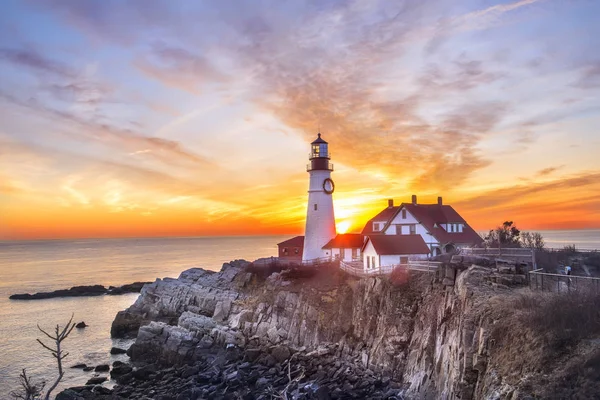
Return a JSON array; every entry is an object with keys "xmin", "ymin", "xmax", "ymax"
[{"xmin": 302, "ymin": 133, "xmax": 336, "ymax": 262}]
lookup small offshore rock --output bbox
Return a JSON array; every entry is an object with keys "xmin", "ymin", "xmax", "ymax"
[
  {"xmin": 94, "ymin": 364, "xmax": 110, "ymax": 372},
  {"xmin": 86, "ymin": 376, "xmax": 107, "ymax": 385},
  {"xmin": 70, "ymin": 363, "xmax": 87, "ymax": 369},
  {"xmin": 110, "ymin": 346, "xmax": 128, "ymax": 354},
  {"xmin": 75, "ymin": 321, "xmax": 87, "ymax": 329},
  {"xmin": 82, "ymin": 366, "xmax": 94, "ymax": 372}
]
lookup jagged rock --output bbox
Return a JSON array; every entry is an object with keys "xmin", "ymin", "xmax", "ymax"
[
  {"xmin": 75, "ymin": 321, "xmax": 87, "ymax": 329},
  {"xmin": 178, "ymin": 311, "xmax": 216, "ymax": 334},
  {"xmin": 212, "ymin": 299, "xmax": 232, "ymax": 322}
]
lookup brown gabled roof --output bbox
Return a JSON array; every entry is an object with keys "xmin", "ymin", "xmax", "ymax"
[
  {"xmin": 361, "ymin": 206, "xmax": 399, "ymax": 235},
  {"xmin": 277, "ymin": 236, "xmax": 304, "ymax": 247},
  {"xmin": 401, "ymin": 203, "xmax": 483, "ymax": 246},
  {"xmin": 322, "ymin": 233, "xmax": 364, "ymax": 249},
  {"xmin": 362, "ymin": 234, "xmax": 430, "ymax": 255}
]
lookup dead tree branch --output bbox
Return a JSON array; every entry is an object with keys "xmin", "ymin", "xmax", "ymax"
[{"xmin": 36, "ymin": 314, "xmax": 76, "ymax": 400}]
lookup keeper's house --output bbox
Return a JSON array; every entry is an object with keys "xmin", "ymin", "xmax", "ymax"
[{"xmin": 349, "ymin": 195, "xmax": 483, "ymax": 271}]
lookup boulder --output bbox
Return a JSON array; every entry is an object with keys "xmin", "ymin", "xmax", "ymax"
[
  {"xmin": 70, "ymin": 363, "xmax": 87, "ymax": 369},
  {"xmin": 271, "ymin": 345, "xmax": 291, "ymax": 363},
  {"xmin": 56, "ymin": 389, "xmax": 85, "ymax": 400},
  {"xmin": 94, "ymin": 364, "xmax": 110, "ymax": 372},
  {"xmin": 110, "ymin": 346, "xmax": 128, "ymax": 354},
  {"xmin": 75, "ymin": 321, "xmax": 87, "ymax": 329}
]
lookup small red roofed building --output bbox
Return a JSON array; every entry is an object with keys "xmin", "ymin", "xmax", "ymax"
[{"xmin": 277, "ymin": 236, "xmax": 304, "ymax": 261}]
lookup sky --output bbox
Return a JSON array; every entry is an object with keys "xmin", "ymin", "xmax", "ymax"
[{"xmin": 0, "ymin": 0, "xmax": 599, "ymax": 240}]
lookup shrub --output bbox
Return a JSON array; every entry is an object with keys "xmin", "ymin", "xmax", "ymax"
[
  {"xmin": 390, "ymin": 266, "xmax": 410, "ymax": 287},
  {"xmin": 244, "ymin": 261, "xmax": 288, "ymax": 280}
]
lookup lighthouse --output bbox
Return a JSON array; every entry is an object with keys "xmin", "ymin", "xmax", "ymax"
[{"xmin": 302, "ymin": 133, "xmax": 336, "ymax": 262}]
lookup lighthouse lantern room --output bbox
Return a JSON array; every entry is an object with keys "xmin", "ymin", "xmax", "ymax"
[{"xmin": 302, "ymin": 133, "xmax": 336, "ymax": 262}]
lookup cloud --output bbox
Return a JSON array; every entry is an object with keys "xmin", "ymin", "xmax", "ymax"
[
  {"xmin": 0, "ymin": 47, "xmax": 76, "ymax": 78},
  {"xmin": 536, "ymin": 165, "xmax": 564, "ymax": 177},
  {"xmin": 0, "ymin": 89, "xmax": 214, "ymax": 169},
  {"xmin": 134, "ymin": 43, "xmax": 228, "ymax": 93}
]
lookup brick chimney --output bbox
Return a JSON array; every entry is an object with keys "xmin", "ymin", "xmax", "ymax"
[
  {"xmin": 438, "ymin": 196, "xmax": 443, "ymax": 205},
  {"xmin": 388, "ymin": 199, "xmax": 394, "ymax": 208},
  {"xmin": 411, "ymin": 195, "xmax": 417, "ymax": 205}
]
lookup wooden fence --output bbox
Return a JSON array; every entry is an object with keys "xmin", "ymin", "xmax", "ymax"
[
  {"xmin": 529, "ymin": 268, "xmax": 600, "ymax": 294},
  {"xmin": 340, "ymin": 260, "xmax": 441, "ymax": 278}
]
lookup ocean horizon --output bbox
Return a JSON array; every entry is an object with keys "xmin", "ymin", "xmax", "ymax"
[{"xmin": 1, "ymin": 230, "xmax": 599, "ymax": 394}]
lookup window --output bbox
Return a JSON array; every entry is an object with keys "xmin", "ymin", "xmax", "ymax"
[
  {"xmin": 319, "ymin": 144, "xmax": 328, "ymax": 157},
  {"xmin": 373, "ymin": 222, "xmax": 380, "ymax": 231},
  {"xmin": 400, "ymin": 256, "xmax": 408, "ymax": 264},
  {"xmin": 352, "ymin": 248, "xmax": 358, "ymax": 259},
  {"xmin": 459, "ymin": 224, "xmax": 464, "ymax": 233},
  {"xmin": 294, "ymin": 248, "xmax": 299, "ymax": 254},
  {"xmin": 409, "ymin": 224, "xmax": 416, "ymax": 235},
  {"xmin": 314, "ymin": 204, "xmax": 318, "ymax": 211},
  {"xmin": 395, "ymin": 225, "xmax": 401, "ymax": 235},
  {"xmin": 371, "ymin": 256, "xmax": 376, "ymax": 268},
  {"xmin": 283, "ymin": 247, "xmax": 288, "ymax": 254},
  {"xmin": 402, "ymin": 209, "xmax": 407, "ymax": 219},
  {"xmin": 366, "ymin": 256, "xmax": 371, "ymax": 269}
]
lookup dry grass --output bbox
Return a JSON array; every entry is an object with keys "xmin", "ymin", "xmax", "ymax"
[
  {"xmin": 509, "ymin": 292, "xmax": 600, "ymax": 350},
  {"xmin": 484, "ymin": 291, "xmax": 600, "ymax": 398}
]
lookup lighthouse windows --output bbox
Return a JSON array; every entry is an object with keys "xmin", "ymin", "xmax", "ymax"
[{"xmin": 314, "ymin": 203, "xmax": 318, "ymax": 211}]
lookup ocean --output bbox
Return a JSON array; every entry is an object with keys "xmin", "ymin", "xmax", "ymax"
[
  {"xmin": 0, "ymin": 235, "xmax": 288, "ymax": 396},
  {"xmin": 0, "ymin": 230, "xmax": 598, "ymax": 396}
]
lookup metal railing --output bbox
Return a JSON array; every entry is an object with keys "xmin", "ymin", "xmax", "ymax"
[
  {"xmin": 529, "ymin": 268, "xmax": 600, "ymax": 294},
  {"xmin": 306, "ymin": 162, "xmax": 334, "ymax": 172},
  {"xmin": 461, "ymin": 247, "xmax": 536, "ymax": 268}
]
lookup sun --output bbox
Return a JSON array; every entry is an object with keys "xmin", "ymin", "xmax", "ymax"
[{"xmin": 337, "ymin": 220, "xmax": 351, "ymax": 234}]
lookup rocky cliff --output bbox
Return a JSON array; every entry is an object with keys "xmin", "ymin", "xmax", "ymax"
[{"xmin": 98, "ymin": 258, "xmax": 599, "ymax": 399}]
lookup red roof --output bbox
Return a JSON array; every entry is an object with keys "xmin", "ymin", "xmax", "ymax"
[
  {"xmin": 277, "ymin": 236, "xmax": 304, "ymax": 247},
  {"xmin": 322, "ymin": 234, "xmax": 364, "ymax": 249},
  {"xmin": 362, "ymin": 234, "xmax": 430, "ymax": 255},
  {"xmin": 361, "ymin": 206, "xmax": 399, "ymax": 235},
  {"xmin": 401, "ymin": 203, "xmax": 483, "ymax": 245}
]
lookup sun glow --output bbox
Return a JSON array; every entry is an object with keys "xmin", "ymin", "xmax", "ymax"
[{"xmin": 337, "ymin": 220, "xmax": 351, "ymax": 234}]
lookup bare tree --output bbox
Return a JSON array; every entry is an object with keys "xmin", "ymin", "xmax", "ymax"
[
  {"xmin": 36, "ymin": 315, "xmax": 76, "ymax": 400},
  {"xmin": 9, "ymin": 369, "xmax": 45, "ymax": 400}
]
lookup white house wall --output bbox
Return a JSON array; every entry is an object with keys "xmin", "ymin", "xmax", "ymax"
[
  {"xmin": 362, "ymin": 240, "xmax": 379, "ymax": 270},
  {"xmin": 330, "ymin": 247, "xmax": 361, "ymax": 262}
]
